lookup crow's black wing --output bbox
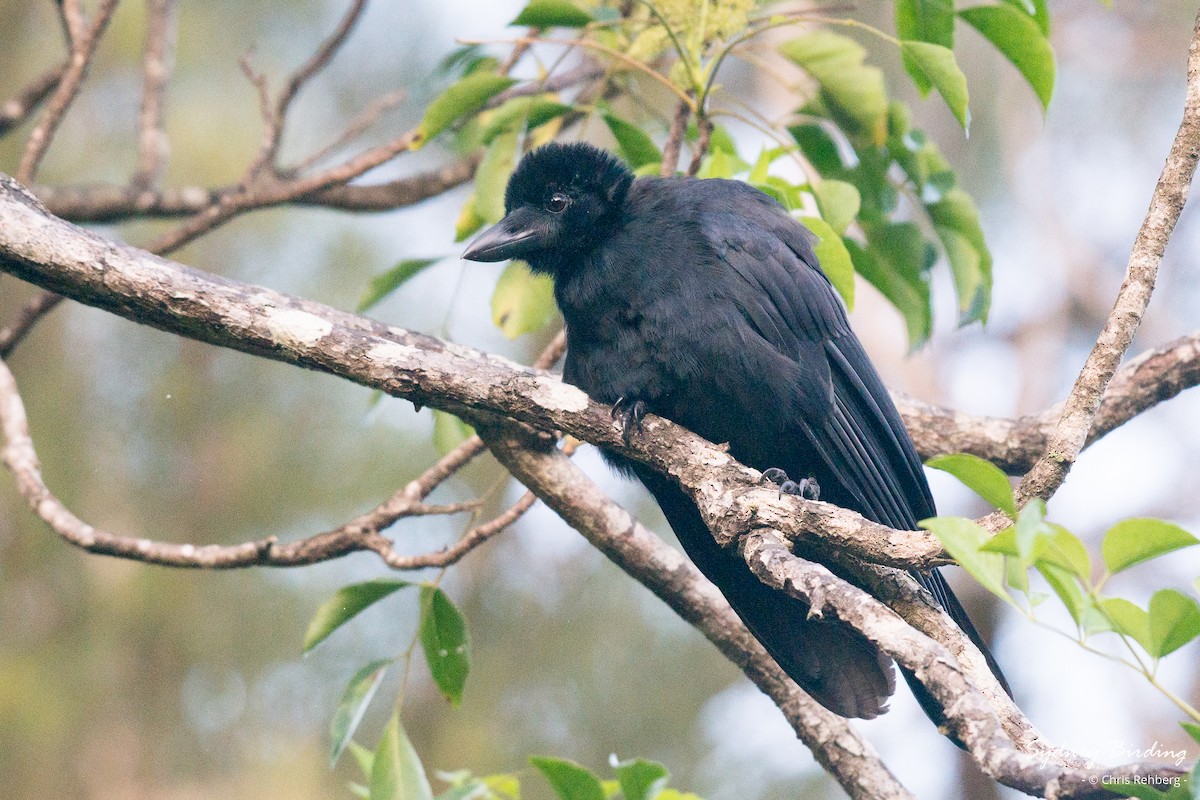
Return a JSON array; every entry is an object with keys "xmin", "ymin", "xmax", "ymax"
[{"xmin": 705, "ymin": 184, "xmax": 1010, "ymax": 700}]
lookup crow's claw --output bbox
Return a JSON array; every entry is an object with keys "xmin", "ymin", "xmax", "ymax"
[
  {"xmin": 761, "ymin": 467, "xmax": 789, "ymax": 485},
  {"xmin": 611, "ymin": 396, "xmax": 647, "ymax": 443},
  {"xmin": 762, "ymin": 467, "xmax": 820, "ymax": 500},
  {"xmin": 783, "ymin": 477, "xmax": 821, "ymax": 501}
]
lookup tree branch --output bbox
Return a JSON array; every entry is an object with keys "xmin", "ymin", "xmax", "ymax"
[
  {"xmin": 3, "ymin": 175, "xmax": 1200, "ymax": 579},
  {"xmin": 476, "ymin": 421, "xmax": 914, "ymax": 800},
  {"xmin": 16, "ymin": 0, "xmax": 120, "ymax": 184},
  {"xmin": 1016, "ymin": 9, "xmax": 1200, "ymax": 504},
  {"xmin": 0, "ymin": 61, "xmax": 69, "ymax": 137},
  {"xmin": 741, "ymin": 531, "xmax": 1189, "ymax": 798},
  {"xmin": 132, "ymin": 0, "xmax": 178, "ymax": 188}
]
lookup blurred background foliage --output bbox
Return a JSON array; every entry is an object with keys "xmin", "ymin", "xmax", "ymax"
[{"xmin": 2, "ymin": 1, "xmax": 1200, "ymax": 799}]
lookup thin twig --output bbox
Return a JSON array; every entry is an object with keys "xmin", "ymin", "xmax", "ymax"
[
  {"xmin": 0, "ymin": 61, "xmax": 69, "ymax": 137},
  {"xmin": 16, "ymin": 0, "xmax": 120, "ymax": 184},
  {"xmin": 660, "ymin": 98, "xmax": 691, "ymax": 176},
  {"xmin": 0, "ymin": 291, "xmax": 64, "ymax": 358},
  {"xmin": 255, "ymin": 0, "xmax": 369, "ymax": 173},
  {"xmin": 1016, "ymin": 10, "xmax": 1200, "ymax": 504},
  {"xmin": 686, "ymin": 113, "xmax": 712, "ymax": 176},
  {"xmin": 132, "ymin": 0, "xmax": 178, "ymax": 188},
  {"xmin": 288, "ymin": 88, "xmax": 407, "ymax": 175}
]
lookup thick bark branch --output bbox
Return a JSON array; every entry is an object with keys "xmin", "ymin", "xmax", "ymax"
[
  {"xmin": 741, "ymin": 532, "xmax": 1190, "ymax": 798},
  {"xmin": 476, "ymin": 420, "xmax": 914, "ymax": 800},
  {"xmin": 3, "ymin": 174, "xmax": 1200, "ymax": 576}
]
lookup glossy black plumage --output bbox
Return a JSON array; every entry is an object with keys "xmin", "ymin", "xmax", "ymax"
[{"xmin": 464, "ymin": 142, "xmax": 1007, "ymax": 720}]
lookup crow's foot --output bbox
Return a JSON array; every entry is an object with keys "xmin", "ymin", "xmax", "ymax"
[
  {"xmin": 761, "ymin": 467, "xmax": 820, "ymax": 501},
  {"xmin": 611, "ymin": 396, "xmax": 647, "ymax": 443}
]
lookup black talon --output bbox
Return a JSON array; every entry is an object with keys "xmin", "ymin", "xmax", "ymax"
[
  {"xmin": 611, "ymin": 396, "xmax": 647, "ymax": 443},
  {"xmin": 763, "ymin": 467, "xmax": 821, "ymax": 501},
  {"xmin": 761, "ymin": 467, "xmax": 789, "ymax": 485},
  {"xmin": 781, "ymin": 477, "xmax": 821, "ymax": 501}
]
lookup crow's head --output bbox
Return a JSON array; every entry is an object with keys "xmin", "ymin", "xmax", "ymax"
[{"xmin": 462, "ymin": 142, "xmax": 633, "ymax": 273}]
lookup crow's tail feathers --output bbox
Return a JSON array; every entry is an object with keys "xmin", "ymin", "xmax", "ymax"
[
  {"xmin": 636, "ymin": 468, "xmax": 895, "ymax": 719},
  {"xmin": 903, "ymin": 568, "xmax": 1012, "ymax": 736}
]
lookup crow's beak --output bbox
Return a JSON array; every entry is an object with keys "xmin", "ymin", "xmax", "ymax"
[{"xmin": 461, "ymin": 206, "xmax": 543, "ymax": 262}]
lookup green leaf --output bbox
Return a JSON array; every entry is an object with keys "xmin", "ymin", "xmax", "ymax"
[
  {"xmin": 613, "ymin": 758, "xmax": 669, "ymax": 800},
  {"xmin": 896, "ymin": 0, "xmax": 954, "ymax": 49},
  {"xmin": 788, "ymin": 123, "xmax": 845, "ymax": 175},
  {"xmin": 780, "ymin": 31, "xmax": 889, "ymax": 145},
  {"xmin": 981, "ymin": 526, "xmax": 1018, "ymax": 556},
  {"xmin": 936, "ymin": 226, "xmax": 988, "ymax": 324},
  {"xmin": 899, "ymin": 41, "xmax": 970, "ymax": 130},
  {"xmin": 850, "ymin": 223, "xmax": 933, "ymax": 349},
  {"xmin": 1001, "ymin": 0, "xmax": 1050, "ymax": 35},
  {"xmin": 656, "ymin": 792, "xmax": 703, "ymax": 800},
  {"xmin": 799, "ymin": 216, "xmax": 855, "ymax": 309},
  {"xmin": 1012, "ymin": 498, "xmax": 1048, "ymax": 563},
  {"xmin": 350, "ymin": 741, "xmax": 376, "ymax": 781},
  {"xmin": 359, "ymin": 259, "xmax": 441, "ymax": 312},
  {"xmin": 602, "ymin": 113, "xmax": 662, "ymax": 169},
  {"xmin": 1036, "ymin": 562, "xmax": 1089, "ymax": 628},
  {"xmin": 1034, "ymin": 524, "xmax": 1092, "ymax": 581},
  {"xmin": 921, "ymin": 516, "xmax": 1010, "ymax": 602},
  {"xmin": 1182, "ymin": 721, "xmax": 1200, "ymax": 746},
  {"xmin": 512, "ymin": 0, "xmax": 593, "ymax": 28},
  {"xmin": 371, "ymin": 713, "xmax": 434, "ymax": 800},
  {"xmin": 1099, "ymin": 597, "xmax": 1153, "ymax": 653},
  {"xmin": 490, "ymin": 260, "xmax": 558, "ymax": 338},
  {"xmin": 305, "ymin": 580, "xmax": 412, "ymax": 653},
  {"xmin": 455, "ymin": 195, "xmax": 487, "ymax": 242},
  {"xmin": 812, "ymin": 180, "xmax": 861, "ymax": 234},
  {"xmin": 927, "ymin": 188, "xmax": 992, "ymax": 325},
  {"xmin": 1148, "ymin": 589, "xmax": 1200, "ymax": 658},
  {"xmin": 331, "ymin": 660, "xmax": 393, "ymax": 767},
  {"xmin": 474, "ymin": 129, "xmax": 520, "ymax": 224},
  {"xmin": 959, "ymin": 5, "xmax": 1055, "ymax": 110},
  {"xmin": 481, "ymin": 774, "xmax": 521, "ymax": 800},
  {"xmin": 433, "ymin": 410, "xmax": 476, "ymax": 456},
  {"xmin": 416, "ymin": 73, "xmax": 517, "ymax": 146},
  {"xmin": 925, "ymin": 453, "xmax": 1016, "ymax": 517},
  {"xmin": 419, "ymin": 586, "xmax": 471, "ymax": 707},
  {"xmin": 529, "ymin": 757, "xmax": 606, "ymax": 800},
  {"xmin": 1102, "ymin": 519, "xmax": 1200, "ymax": 575},
  {"xmin": 481, "ymin": 97, "xmax": 574, "ymax": 144}
]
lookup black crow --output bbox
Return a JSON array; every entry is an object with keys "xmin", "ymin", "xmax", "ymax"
[{"xmin": 463, "ymin": 141, "xmax": 1007, "ymax": 720}]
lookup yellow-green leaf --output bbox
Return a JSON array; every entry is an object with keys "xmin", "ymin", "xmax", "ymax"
[
  {"xmin": 921, "ymin": 516, "xmax": 1011, "ymax": 603},
  {"xmin": 491, "ymin": 260, "xmax": 558, "ymax": 338},
  {"xmin": 474, "ymin": 129, "xmax": 520, "ymax": 224},
  {"xmin": 330, "ymin": 659, "xmax": 392, "ymax": 767},
  {"xmin": 959, "ymin": 4, "xmax": 1055, "ymax": 110},
  {"xmin": 1102, "ymin": 518, "xmax": 1199, "ymax": 574},
  {"xmin": 304, "ymin": 580, "xmax": 412, "ymax": 653},
  {"xmin": 899, "ymin": 41, "xmax": 970, "ymax": 130},
  {"xmin": 1148, "ymin": 589, "xmax": 1200, "ymax": 658},
  {"xmin": 415, "ymin": 73, "xmax": 517, "ymax": 147},
  {"xmin": 358, "ymin": 259, "xmax": 440, "ymax": 312},
  {"xmin": 529, "ymin": 757, "xmax": 605, "ymax": 800},
  {"xmin": 812, "ymin": 179, "xmax": 861, "ymax": 234},
  {"xmin": 779, "ymin": 31, "xmax": 888, "ymax": 145},
  {"xmin": 926, "ymin": 453, "xmax": 1016, "ymax": 517},
  {"xmin": 512, "ymin": 0, "xmax": 593, "ymax": 28},
  {"xmin": 602, "ymin": 113, "xmax": 661, "ymax": 169},
  {"xmin": 371, "ymin": 714, "xmax": 434, "ymax": 800},
  {"xmin": 799, "ymin": 216, "xmax": 855, "ymax": 309}
]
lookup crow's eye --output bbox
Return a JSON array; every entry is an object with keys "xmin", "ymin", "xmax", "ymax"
[{"xmin": 546, "ymin": 192, "xmax": 570, "ymax": 213}]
